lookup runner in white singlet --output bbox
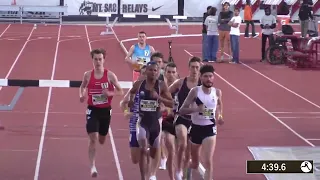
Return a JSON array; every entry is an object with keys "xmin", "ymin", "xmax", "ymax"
[{"xmin": 178, "ymin": 64, "xmax": 224, "ymax": 180}]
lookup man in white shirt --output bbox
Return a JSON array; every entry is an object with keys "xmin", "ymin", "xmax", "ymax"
[
  {"xmin": 228, "ymin": 8, "xmax": 242, "ymax": 64},
  {"xmin": 260, "ymin": 7, "xmax": 276, "ymax": 62}
]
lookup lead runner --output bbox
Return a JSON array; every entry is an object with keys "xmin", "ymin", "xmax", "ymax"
[
  {"xmin": 178, "ymin": 64, "xmax": 224, "ymax": 180},
  {"xmin": 125, "ymin": 31, "xmax": 155, "ymax": 79},
  {"xmin": 128, "ymin": 61, "xmax": 173, "ymax": 180},
  {"xmin": 79, "ymin": 48, "xmax": 124, "ymax": 177}
]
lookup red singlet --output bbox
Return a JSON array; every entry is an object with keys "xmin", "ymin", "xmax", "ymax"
[{"xmin": 87, "ymin": 69, "xmax": 114, "ymax": 108}]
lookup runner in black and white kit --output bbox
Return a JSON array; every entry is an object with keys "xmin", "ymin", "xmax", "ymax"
[
  {"xmin": 159, "ymin": 62, "xmax": 178, "ymax": 180},
  {"xmin": 168, "ymin": 57, "xmax": 202, "ymax": 180},
  {"xmin": 179, "ymin": 64, "xmax": 224, "ymax": 180}
]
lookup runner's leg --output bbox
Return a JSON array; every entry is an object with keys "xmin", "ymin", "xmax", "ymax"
[
  {"xmin": 86, "ymin": 106, "xmax": 100, "ymax": 177},
  {"xmin": 98, "ymin": 107, "xmax": 111, "ymax": 144},
  {"xmin": 137, "ymin": 122, "xmax": 149, "ymax": 180},
  {"xmin": 202, "ymin": 136, "xmax": 216, "ymax": 180},
  {"xmin": 174, "ymin": 117, "xmax": 189, "ymax": 179},
  {"xmin": 159, "ymin": 132, "xmax": 167, "ymax": 170},
  {"xmin": 148, "ymin": 119, "xmax": 162, "ymax": 180},
  {"xmin": 164, "ymin": 131, "xmax": 176, "ymax": 180}
]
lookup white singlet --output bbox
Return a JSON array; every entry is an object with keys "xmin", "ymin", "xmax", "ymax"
[{"xmin": 191, "ymin": 86, "xmax": 218, "ymax": 126}]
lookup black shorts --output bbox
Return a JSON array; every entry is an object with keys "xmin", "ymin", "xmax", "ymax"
[
  {"xmin": 174, "ymin": 115, "xmax": 192, "ymax": 133},
  {"xmin": 162, "ymin": 116, "xmax": 175, "ymax": 136},
  {"xmin": 86, "ymin": 105, "xmax": 111, "ymax": 136},
  {"xmin": 138, "ymin": 115, "xmax": 161, "ymax": 148},
  {"xmin": 190, "ymin": 123, "xmax": 217, "ymax": 145}
]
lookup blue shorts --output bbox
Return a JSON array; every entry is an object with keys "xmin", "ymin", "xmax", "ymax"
[{"xmin": 129, "ymin": 131, "xmax": 139, "ymax": 147}]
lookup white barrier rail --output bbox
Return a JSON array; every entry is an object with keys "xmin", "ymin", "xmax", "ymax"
[{"xmin": 0, "ymin": 5, "xmax": 68, "ymax": 24}]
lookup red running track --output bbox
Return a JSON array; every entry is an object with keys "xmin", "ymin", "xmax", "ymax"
[{"xmin": 0, "ymin": 24, "xmax": 319, "ymax": 180}]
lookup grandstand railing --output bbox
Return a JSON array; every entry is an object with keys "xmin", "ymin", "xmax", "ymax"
[{"xmin": 0, "ymin": 5, "xmax": 68, "ymax": 24}]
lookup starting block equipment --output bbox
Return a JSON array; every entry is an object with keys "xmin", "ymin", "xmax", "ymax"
[
  {"xmin": 98, "ymin": 13, "xmax": 118, "ymax": 35},
  {"xmin": 166, "ymin": 16, "xmax": 187, "ymax": 35}
]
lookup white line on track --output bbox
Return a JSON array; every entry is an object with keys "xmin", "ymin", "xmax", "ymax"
[
  {"xmin": 34, "ymin": 25, "xmax": 61, "ymax": 180},
  {"xmin": 306, "ymin": 139, "xmax": 320, "ymax": 141},
  {"xmin": 0, "ymin": 26, "xmax": 34, "ymax": 92},
  {"xmin": 0, "ymin": 24, "xmax": 11, "ymax": 37},
  {"xmin": 221, "ymin": 50, "xmax": 320, "ymax": 110},
  {"xmin": 276, "ymin": 116, "xmax": 320, "ymax": 119},
  {"xmin": 85, "ymin": 25, "xmax": 124, "ymax": 180},
  {"xmin": 184, "ymin": 49, "xmax": 315, "ymax": 147},
  {"xmin": 271, "ymin": 112, "xmax": 320, "ymax": 114}
]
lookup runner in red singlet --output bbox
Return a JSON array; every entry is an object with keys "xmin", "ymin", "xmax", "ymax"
[{"xmin": 79, "ymin": 48, "xmax": 123, "ymax": 178}]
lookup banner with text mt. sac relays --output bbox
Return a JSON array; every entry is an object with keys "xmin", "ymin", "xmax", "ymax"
[
  {"xmin": 120, "ymin": 0, "xmax": 178, "ymax": 15},
  {"xmin": 66, "ymin": 0, "xmax": 118, "ymax": 15}
]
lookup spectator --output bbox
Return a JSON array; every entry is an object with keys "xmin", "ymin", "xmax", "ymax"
[
  {"xmin": 278, "ymin": 1, "xmax": 290, "ymax": 15},
  {"xmin": 218, "ymin": 2, "xmax": 233, "ymax": 61},
  {"xmin": 228, "ymin": 7, "xmax": 242, "ymax": 64},
  {"xmin": 298, "ymin": 0, "xmax": 313, "ymax": 38},
  {"xmin": 204, "ymin": 7, "xmax": 219, "ymax": 62},
  {"xmin": 244, "ymin": 0, "xmax": 258, "ymax": 38},
  {"xmin": 260, "ymin": 7, "xmax": 276, "ymax": 62},
  {"xmin": 202, "ymin": 6, "xmax": 212, "ymax": 61}
]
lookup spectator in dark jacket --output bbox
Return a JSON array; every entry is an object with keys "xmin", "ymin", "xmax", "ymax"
[
  {"xmin": 218, "ymin": 2, "xmax": 233, "ymax": 61},
  {"xmin": 298, "ymin": 0, "xmax": 313, "ymax": 37},
  {"xmin": 202, "ymin": 6, "xmax": 212, "ymax": 61}
]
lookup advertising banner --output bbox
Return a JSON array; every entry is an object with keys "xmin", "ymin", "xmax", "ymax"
[
  {"xmin": 66, "ymin": 0, "xmax": 118, "ymax": 15},
  {"xmin": 120, "ymin": 0, "xmax": 178, "ymax": 15}
]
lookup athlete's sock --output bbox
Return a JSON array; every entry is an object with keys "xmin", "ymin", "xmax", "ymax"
[
  {"xmin": 159, "ymin": 158, "xmax": 167, "ymax": 170},
  {"xmin": 175, "ymin": 170, "xmax": 183, "ymax": 180},
  {"xmin": 90, "ymin": 165, "xmax": 98, "ymax": 177}
]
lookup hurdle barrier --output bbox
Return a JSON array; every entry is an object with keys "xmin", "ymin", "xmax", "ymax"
[
  {"xmin": 96, "ymin": 13, "xmax": 189, "ymax": 36},
  {"xmin": 0, "ymin": 5, "xmax": 68, "ymax": 24},
  {"xmin": 98, "ymin": 13, "xmax": 118, "ymax": 35},
  {"xmin": 0, "ymin": 79, "xmax": 132, "ymax": 89}
]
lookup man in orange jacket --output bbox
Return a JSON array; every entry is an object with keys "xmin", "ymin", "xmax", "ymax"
[{"xmin": 244, "ymin": 0, "xmax": 258, "ymax": 38}]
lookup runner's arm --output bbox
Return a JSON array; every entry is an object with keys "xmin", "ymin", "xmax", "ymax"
[
  {"xmin": 108, "ymin": 71, "xmax": 124, "ymax": 96},
  {"xmin": 79, "ymin": 71, "xmax": 90, "ymax": 97},
  {"xmin": 159, "ymin": 81, "xmax": 173, "ymax": 108},
  {"xmin": 168, "ymin": 79, "xmax": 182, "ymax": 94},
  {"xmin": 150, "ymin": 46, "xmax": 156, "ymax": 54},
  {"xmin": 125, "ymin": 45, "xmax": 136, "ymax": 65},
  {"xmin": 120, "ymin": 88, "xmax": 132, "ymax": 112},
  {"xmin": 216, "ymin": 89, "xmax": 223, "ymax": 119},
  {"xmin": 178, "ymin": 87, "xmax": 198, "ymax": 115},
  {"xmin": 128, "ymin": 81, "xmax": 141, "ymax": 108}
]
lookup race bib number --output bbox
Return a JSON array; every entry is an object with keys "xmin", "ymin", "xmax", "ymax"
[
  {"xmin": 144, "ymin": 50, "xmax": 150, "ymax": 57},
  {"xmin": 92, "ymin": 94, "xmax": 107, "ymax": 105},
  {"xmin": 137, "ymin": 57, "xmax": 147, "ymax": 64},
  {"xmin": 200, "ymin": 108, "xmax": 214, "ymax": 119},
  {"xmin": 140, "ymin": 100, "xmax": 158, "ymax": 112}
]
